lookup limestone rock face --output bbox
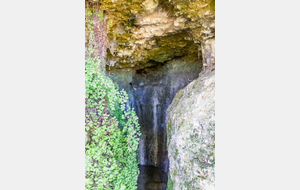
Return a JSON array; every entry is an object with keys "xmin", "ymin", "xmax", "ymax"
[
  {"xmin": 107, "ymin": 58, "xmax": 202, "ymax": 169},
  {"xmin": 85, "ymin": 1, "xmax": 215, "ymax": 189},
  {"xmin": 85, "ymin": 0, "xmax": 215, "ymax": 70},
  {"xmin": 167, "ymin": 71, "xmax": 215, "ymax": 190}
]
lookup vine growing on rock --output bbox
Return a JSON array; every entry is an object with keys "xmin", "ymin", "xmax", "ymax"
[{"xmin": 85, "ymin": 3, "xmax": 141, "ymax": 190}]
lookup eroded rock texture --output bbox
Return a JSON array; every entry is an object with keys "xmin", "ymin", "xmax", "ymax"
[
  {"xmin": 107, "ymin": 57, "xmax": 202, "ymax": 170},
  {"xmin": 86, "ymin": 0, "xmax": 215, "ymax": 71},
  {"xmin": 85, "ymin": 1, "xmax": 215, "ymax": 189},
  {"xmin": 167, "ymin": 71, "xmax": 215, "ymax": 190}
]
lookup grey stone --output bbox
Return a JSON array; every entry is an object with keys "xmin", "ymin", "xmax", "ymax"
[
  {"xmin": 108, "ymin": 58, "xmax": 202, "ymax": 168},
  {"xmin": 167, "ymin": 71, "xmax": 215, "ymax": 190}
]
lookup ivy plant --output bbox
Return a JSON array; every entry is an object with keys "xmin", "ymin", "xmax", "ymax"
[{"xmin": 85, "ymin": 5, "xmax": 141, "ymax": 190}]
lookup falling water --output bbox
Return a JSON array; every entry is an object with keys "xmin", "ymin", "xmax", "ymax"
[
  {"xmin": 152, "ymin": 92, "xmax": 159, "ymax": 167},
  {"xmin": 107, "ymin": 59, "xmax": 202, "ymax": 188},
  {"xmin": 138, "ymin": 134, "xmax": 146, "ymax": 165}
]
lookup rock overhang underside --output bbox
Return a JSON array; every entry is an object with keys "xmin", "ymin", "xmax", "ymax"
[{"xmin": 86, "ymin": 0, "xmax": 215, "ymax": 70}]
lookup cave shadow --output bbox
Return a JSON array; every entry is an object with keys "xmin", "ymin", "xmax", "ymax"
[
  {"xmin": 107, "ymin": 57, "xmax": 202, "ymax": 190},
  {"xmin": 137, "ymin": 165, "xmax": 168, "ymax": 190}
]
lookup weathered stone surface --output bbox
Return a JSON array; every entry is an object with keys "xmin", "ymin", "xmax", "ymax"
[
  {"xmin": 85, "ymin": 1, "xmax": 215, "ymax": 189},
  {"xmin": 85, "ymin": 0, "xmax": 215, "ymax": 70},
  {"xmin": 85, "ymin": 2, "xmax": 108, "ymax": 73},
  {"xmin": 167, "ymin": 71, "xmax": 215, "ymax": 190},
  {"xmin": 107, "ymin": 57, "xmax": 202, "ymax": 169}
]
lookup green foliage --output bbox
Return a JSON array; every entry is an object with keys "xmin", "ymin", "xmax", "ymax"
[{"xmin": 85, "ymin": 6, "xmax": 141, "ymax": 190}]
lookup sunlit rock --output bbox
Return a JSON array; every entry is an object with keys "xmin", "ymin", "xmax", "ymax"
[{"xmin": 167, "ymin": 71, "xmax": 215, "ymax": 190}]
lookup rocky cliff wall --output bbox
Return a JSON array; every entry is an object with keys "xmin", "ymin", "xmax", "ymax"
[
  {"xmin": 167, "ymin": 71, "xmax": 215, "ymax": 190},
  {"xmin": 86, "ymin": 0, "xmax": 215, "ymax": 71},
  {"xmin": 85, "ymin": 1, "xmax": 215, "ymax": 189},
  {"xmin": 107, "ymin": 57, "xmax": 202, "ymax": 170}
]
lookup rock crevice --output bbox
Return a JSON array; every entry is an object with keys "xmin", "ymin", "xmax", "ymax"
[{"xmin": 85, "ymin": 1, "xmax": 215, "ymax": 189}]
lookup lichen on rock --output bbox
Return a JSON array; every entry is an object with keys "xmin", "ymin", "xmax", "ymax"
[
  {"xmin": 167, "ymin": 71, "xmax": 215, "ymax": 190},
  {"xmin": 85, "ymin": 1, "xmax": 215, "ymax": 189},
  {"xmin": 85, "ymin": 0, "xmax": 215, "ymax": 71}
]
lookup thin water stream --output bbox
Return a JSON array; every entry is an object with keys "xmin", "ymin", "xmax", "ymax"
[{"xmin": 107, "ymin": 59, "xmax": 202, "ymax": 189}]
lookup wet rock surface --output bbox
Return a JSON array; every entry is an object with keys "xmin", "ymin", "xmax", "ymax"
[
  {"xmin": 85, "ymin": 1, "xmax": 215, "ymax": 189},
  {"xmin": 107, "ymin": 57, "xmax": 202, "ymax": 168},
  {"xmin": 137, "ymin": 165, "xmax": 168, "ymax": 190}
]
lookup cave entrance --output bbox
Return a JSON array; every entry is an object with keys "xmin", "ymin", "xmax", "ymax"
[{"xmin": 107, "ymin": 57, "xmax": 202, "ymax": 190}]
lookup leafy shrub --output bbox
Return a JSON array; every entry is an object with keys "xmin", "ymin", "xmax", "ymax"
[
  {"xmin": 85, "ymin": 4, "xmax": 140, "ymax": 190},
  {"xmin": 85, "ymin": 59, "xmax": 141, "ymax": 190}
]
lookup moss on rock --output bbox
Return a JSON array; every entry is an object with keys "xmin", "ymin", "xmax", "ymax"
[{"xmin": 167, "ymin": 71, "xmax": 215, "ymax": 190}]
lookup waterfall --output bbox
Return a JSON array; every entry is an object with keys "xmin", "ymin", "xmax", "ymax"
[
  {"xmin": 138, "ymin": 135, "xmax": 146, "ymax": 165},
  {"xmin": 152, "ymin": 92, "xmax": 159, "ymax": 167},
  {"xmin": 107, "ymin": 58, "xmax": 202, "ymax": 168}
]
